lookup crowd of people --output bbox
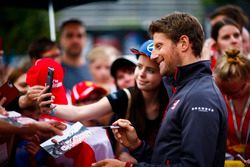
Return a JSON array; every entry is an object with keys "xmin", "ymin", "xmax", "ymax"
[{"xmin": 0, "ymin": 3, "xmax": 250, "ymax": 167}]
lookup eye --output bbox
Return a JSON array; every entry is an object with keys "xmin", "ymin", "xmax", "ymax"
[
  {"xmin": 137, "ymin": 64, "xmax": 143, "ymax": 70},
  {"xmin": 155, "ymin": 44, "xmax": 161, "ymax": 50},
  {"xmin": 222, "ymin": 35, "xmax": 230, "ymax": 40},
  {"xmin": 233, "ymin": 33, "xmax": 240, "ymax": 39},
  {"xmin": 66, "ymin": 33, "xmax": 73, "ymax": 38},
  {"xmin": 146, "ymin": 68, "xmax": 155, "ymax": 74}
]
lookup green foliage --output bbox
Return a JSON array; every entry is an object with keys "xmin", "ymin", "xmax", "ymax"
[
  {"xmin": 0, "ymin": 7, "xmax": 50, "ymax": 55},
  {"xmin": 202, "ymin": 0, "xmax": 238, "ymax": 5}
]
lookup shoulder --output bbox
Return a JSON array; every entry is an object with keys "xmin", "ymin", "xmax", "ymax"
[{"xmin": 106, "ymin": 89, "xmax": 128, "ymax": 102}]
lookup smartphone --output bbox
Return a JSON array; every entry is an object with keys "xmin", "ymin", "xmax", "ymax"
[
  {"xmin": 44, "ymin": 67, "xmax": 54, "ymax": 107},
  {"xmin": 0, "ymin": 81, "xmax": 20, "ymax": 107}
]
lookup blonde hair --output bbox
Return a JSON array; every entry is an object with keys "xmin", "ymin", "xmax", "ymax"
[
  {"xmin": 87, "ymin": 45, "xmax": 120, "ymax": 63},
  {"xmin": 214, "ymin": 49, "xmax": 250, "ymax": 81}
]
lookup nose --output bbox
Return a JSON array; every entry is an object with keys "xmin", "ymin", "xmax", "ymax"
[
  {"xmin": 138, "ymin": 68, "xmax": 146, "ymax": 78},
  {"xmin": 151, "ymin": 53, "xmax": 159, "ymax": 62},
  {"xmin": 231, "ymin": 35, "xmax": 240, "ymax": 45},
  {"xmin": 151, "ymin": 49, "xmax": 159, "ymax": 60},
  {"xmin": 151, "ymin": 53, "xmax": 157, "ymax": 59}
]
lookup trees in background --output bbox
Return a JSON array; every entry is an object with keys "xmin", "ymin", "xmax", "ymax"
[{"xmin": 0, "ymin": 7, "xmax": 50, "ymax": 57}]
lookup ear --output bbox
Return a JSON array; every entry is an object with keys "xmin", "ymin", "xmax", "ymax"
[{"xmin": 178, "ymin": 35, "xmax": 190, "ymax": 52}]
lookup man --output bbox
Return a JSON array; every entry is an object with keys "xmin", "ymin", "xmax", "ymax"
[
  {"xmin": 92, "ymin": 12, "xmax": 228, "ymax": 167},
  {"xmin": 59, "ymin": 19, "xmax": 92, "ymax": 90}
]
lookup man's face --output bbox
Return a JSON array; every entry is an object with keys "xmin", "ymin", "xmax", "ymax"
[
  {"xmin": 60, "ymin": 24, "xmax": 86, "ymax": 58},
  {"xmin": 151, "ymin": 33, "xmax": 181, "ymax": 76}
]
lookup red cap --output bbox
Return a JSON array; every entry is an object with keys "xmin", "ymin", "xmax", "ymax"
[
  {"xmin": 26, "ymin": 58, "xmax": 68, "ymax": 105},
  {"xmin": 71, "ymin": 81, "xmax": 107, "ymax": 105}
]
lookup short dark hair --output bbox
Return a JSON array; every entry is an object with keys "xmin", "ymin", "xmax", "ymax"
[
  {"xmin": 209, "ymin": 4, "xmax": 249, "ymax": 28},
  {"xmin": 149, "ymin": 12, "xmax": 204, "ymax": 57},
  {"xmin": 211, "ymin": 18, "xmax": 241, "ymax": 41},
  {"xmin": 59, "ymin": 19, "xmax": 85, "ymax": 33},
  {"xmin": 28, "ymin": 37, "xmax": 57, "ymax": 60}
]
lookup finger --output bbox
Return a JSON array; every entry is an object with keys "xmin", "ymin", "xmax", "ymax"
[
  {"xmin": 40, "ymin": 86, "xmax": 50, "ymax": 94},
  {"xmin": 49, "ymin": 124, "xmax": 64, "ymax": 136},
  {"xmin": 115, "ymin": 119, "xmax": 133, "ymax": 129},
  {"xmin": 37, "ymin": 93, "xmax": 53, "ymax": 103},
  {"xmin": 31, "ymin": 85, "xmax": 45, "ymax": 90},
  {"xmin": 39, "ymin": 99, "xmax": 54, "ymax": 108},
  {"xmin": 92, "ymin": 160, "xmax": 107, "ymax": 167},
  {"xmin": 29, "ymin": 88, "xmax": 45, "ymax": 94},
  {"xmin": 31, "ymin": 134, "xmax": 40, "ymax": 143},
  {"xmin": 50, "ymin": 121, "xmax": 67, "ymax": 130},
  {"xmin": 26, "ymin": 144, "xmax": 38, "ymax": 153},
  {"xmin": 0, "ymin": 96, "xmax": 6, "ymax": 105}
]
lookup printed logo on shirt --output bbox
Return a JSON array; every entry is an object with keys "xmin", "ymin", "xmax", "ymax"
[
  {"xmin": 191, "ymin": 107, "xmax": 214, "ymax": 112},
  {"xmin": 171, "ymin": 99, "xmax": 180, "ymax": 110},
  {"xmin": 52, "ymin": 79, "xmax": 63, "ymax": 88}
]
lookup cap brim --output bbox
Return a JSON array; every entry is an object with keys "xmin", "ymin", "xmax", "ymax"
[
  {"xmin": 77, "ymin": 87, "xmax": 107, "ymax": 102},
  {"xmin": 130, "ymin": 48, "xmax": 147, "ymax": 57}
]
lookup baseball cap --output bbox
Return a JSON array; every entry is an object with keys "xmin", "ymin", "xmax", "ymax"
[
  {"xmin": 26, "ymin": 58, "xmax": 68, "ymax": 105},
  {"xmin": 130, "ymin": 40, "xmax": 154, "ymax": 57},
  {"xmin": 110, "ymin": 55, "xmax": 137, "ymax": 78},
  {"xmin": 71, "ymin": 81, "xmax": 107, "ymax": 105}
]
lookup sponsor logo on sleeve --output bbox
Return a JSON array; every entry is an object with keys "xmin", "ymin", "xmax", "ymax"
[{"xmin": 191, "ymin": 107, "xmax": 214, "ymax": 112}]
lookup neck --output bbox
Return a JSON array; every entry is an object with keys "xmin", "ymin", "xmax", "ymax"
[
  {"xmin": 142, "ymin": 88, "xmax": 160, "ymax": 120},
  {"xmin": 179, "ymin": 50, "xmax": 201, "ymax": 66},
  {"xmin": 62, "ymin": 54, "xmax": 84, "ymax": 67}
]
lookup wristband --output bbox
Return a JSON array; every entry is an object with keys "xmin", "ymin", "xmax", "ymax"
[{"xmin": 49, "ymin": 108, "xmax": 57, "ymax": 116}]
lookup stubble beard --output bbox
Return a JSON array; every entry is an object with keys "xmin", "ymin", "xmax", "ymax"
[{"xmin": 66, "ymin": 49, "xmax": 82, "ymax": 59}]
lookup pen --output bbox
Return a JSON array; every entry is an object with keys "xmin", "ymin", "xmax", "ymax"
[{"xmin": 101, "ymin": 125, "xmax": 120, "ymax": 129}]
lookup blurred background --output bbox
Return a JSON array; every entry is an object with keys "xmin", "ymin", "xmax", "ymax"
[{"xmin": 0, "ymin": 0, "xmax": 249, "ymax": 67}]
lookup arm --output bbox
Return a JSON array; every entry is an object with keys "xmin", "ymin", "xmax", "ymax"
[
  {"xmin": 38, "ymin": 87, "xmax": 113, "ymax": 122},
  {"xmin": 113, "ymin": 119, "xmax": 153, "ymax": 162},
  {"xmin": 0, "ymin": 120, "xmax": 66, "ymax": 136},
  {"xmin": 53, "ymin": 97, "xmax": 113, "ymax": 121},
  {"xmin": 91, "ymin": 119, "xmax": 166, "ymax": 167}
]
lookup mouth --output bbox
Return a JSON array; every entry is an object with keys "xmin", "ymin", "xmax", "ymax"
[{"xmin": 137, "ymin": 80, "xmax": 147, "ymax": 85}]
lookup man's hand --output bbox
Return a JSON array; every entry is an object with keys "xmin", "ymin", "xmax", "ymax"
[
  {"xmin": 92, "ymin": 159, "xmax": 127, "ymax": 167},
  {"xmin": 112, "ymin": 119, "xmax": 141, "ymax": 151}
]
